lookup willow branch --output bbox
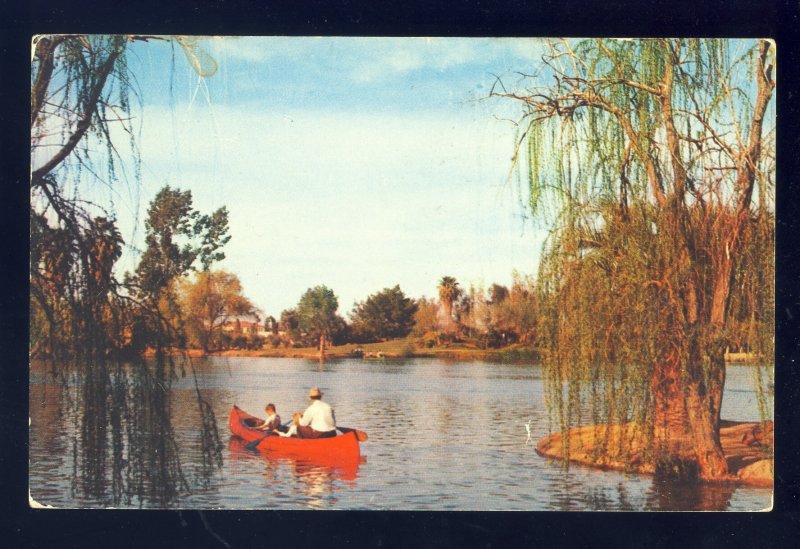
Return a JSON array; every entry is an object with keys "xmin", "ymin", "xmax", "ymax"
[
  {"xmin": 594, "ymin": 39, "xmax": 662, "ymax": 95},
  {"xmin": 30, "ymin": 43, "xmax": 123, "ymax": 185},
  {"xmin": 31, "ymin": 36, "xmax": 67, "ymax": 128},
  {"xmin": 659, "ymin": 39, "xmax": 688, "ymax": 200},
  {"xmin": 583, "ymin": 91, "xmax": 666, "ymax": 207},
  {"xmin": 733, "ymin": 40, "xmax": 775, "ymax": 229}
]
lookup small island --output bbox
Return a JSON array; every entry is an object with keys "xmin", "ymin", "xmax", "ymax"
[{"xmin": 536, "ymin": 421, "xmax": 773, "ymax": 487}]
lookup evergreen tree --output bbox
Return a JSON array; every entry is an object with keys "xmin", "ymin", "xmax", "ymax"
[{"xmin": 351, "ymin": 285, "xmax": 419, "ymax": 341}]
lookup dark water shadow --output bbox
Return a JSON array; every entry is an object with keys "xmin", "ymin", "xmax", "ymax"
[
  {"xmin": 32, "ymin": 356, "xmax": 223, "ymax": 507},
  {"xmin": 539, "ymin": 458, "xmax": 738, "ymax": 511},
  {"xmin": 644, "ymin": 477, "xmax": 737, "ymax": 511}
]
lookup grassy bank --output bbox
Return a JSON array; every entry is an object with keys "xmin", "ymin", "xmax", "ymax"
[
  {"xmin": 146, "ymin": 344, "xmax": 761, "ymax": 366},
  {"xmin": 169, "ymin": 338, "xmax": 540, "ymax": 363}
]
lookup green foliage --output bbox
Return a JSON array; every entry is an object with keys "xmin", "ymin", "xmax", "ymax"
[
  {"xmin": 496, "ymin": 38, "xmax": 775, "ymax": 473},
  {"xmin": 437, "ymin": 276, "xmax": 461, "ymax": 308},
  {"xmin": 407, "ymin": 277, "xmax": 540, "ymax": 350},
  {"xmin": 131, "ymin": 185, "xmax": 230, "ymax": 296},
  {"xmin": 412, "ymin": 297, "xmax": 440, "ymax": 337},
  {"xmin": 726, "ymin": 212, "xmax": 775, "ymax": 358},
  {"xmin": 328, "ymin": 314, "xmax": 351, "ymax": 346},
  {"xmin": 351, "ymin": 285, "xmax": 419, "ymax": 341},
  {"xmin": 437, "ymin": 276, "xmax": 462, "ymax": 332},
  {"xmin": 30, "ymin": 36, "xmax": 139, "ymax": 363},
  {"xmin": 279, "ymin": 308, "xmax": 301, "ymax": 343},
  {"xmin": 490, "ymin": 273, "xmax": 538, "ymax": 345},
  {"xmin": 485, "ymin": 347, "xmax": 540, "ymax": 363},
  {"xmin": 296, "ymin": 286, "xmax": 341, "ymax": 348}
]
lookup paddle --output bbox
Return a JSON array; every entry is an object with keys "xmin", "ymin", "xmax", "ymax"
[
  {"xmin": 244, "ymin": 419, "xmax": 293, "ymax": 451},
  {"xmin": 337, "ymin": 426, "xmax": 368, "ymax": 442}
]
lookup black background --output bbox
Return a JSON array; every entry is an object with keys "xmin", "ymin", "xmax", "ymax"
[{"xmin": 3, "ymin": 1, "xmax": 799, "ymax": 547}]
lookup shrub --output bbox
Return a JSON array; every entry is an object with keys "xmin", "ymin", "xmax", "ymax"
[{"xmin": 246, "ymin": 335, "xmax": 265, "ymax": 350}]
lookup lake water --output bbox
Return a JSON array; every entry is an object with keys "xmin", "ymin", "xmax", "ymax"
[{"xmin": 29, "ymin": 357, "xmax": 772, "ymax": 510}]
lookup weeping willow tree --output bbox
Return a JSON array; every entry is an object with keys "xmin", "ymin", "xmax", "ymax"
[
  {"xmin": 30, "ymin": 35, "xmax": 223, "ymax": 505},
  {"xmin": 493, "ymin": 39, "xmax": 775, "ymax": 480}
]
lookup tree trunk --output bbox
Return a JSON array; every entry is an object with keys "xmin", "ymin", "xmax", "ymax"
[
  {"xmin": 684, "ymin": 359, "xmax": 728, "ymax": 479},
  {"xmin": 652, "ymin": 330, "xmax": 729, "ymax": 480},
  {"xmin": 652, "ymin": 351, "xmax": 693, "ymax": 458},
  {"xmin": 653, "ymin": 361, "xmax": 728, "ymax": 480},
  {"xmin": 319, "ymin": 333, "xmax": 326, "ymax": 360}
]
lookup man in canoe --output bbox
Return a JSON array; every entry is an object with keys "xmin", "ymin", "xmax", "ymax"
[
  {"xmin": 294, "ymin": 387, "xmax": 337, "ymax": 439},
  {"xmin": 256, "ymin": 403, "xmax": 282, "ymax": 433}
]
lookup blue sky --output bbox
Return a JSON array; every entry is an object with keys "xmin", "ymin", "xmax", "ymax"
[{"xmin": 111, "ymin": 37, "xmax": 549, "ymax": 317}]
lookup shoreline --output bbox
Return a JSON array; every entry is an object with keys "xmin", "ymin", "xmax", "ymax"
[
  {"xmin": 145, "ymin": 343, "xmax": 541, "ymax": 362},
  {"xmin": 724, "ymin": 352, "xmax": 764, "ymax": 364},
  {"xmin": 535, "ymin": 420, "xmax": 773, "ymax": 487},
  {"xmin": 144, "ymin": 345, "xmax": 763, "ymax": 365}
]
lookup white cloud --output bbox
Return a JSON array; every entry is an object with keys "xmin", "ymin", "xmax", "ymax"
[
  {"xmin": 41, "ymin": 37, "xmax": 556, "ymax": 316},
  {"xmin": 119, "ymin": 95, "xmax": 539, "ymax": 314},
  {"xmin": 199, "ymin": 36, "xmax": 544, "ymax": 84},
  {"xmin": 206, "ymin": 36, "xmax": 283, "ymax": 63}
]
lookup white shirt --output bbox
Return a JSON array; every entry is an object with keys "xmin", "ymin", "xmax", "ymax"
[
  {"xmin": 299, "ymin": 399, "xmax": 336, "ymax": 432},
  {"xmin": 258, "ymin": 413, "xmax": 281, "ymax": 431}
]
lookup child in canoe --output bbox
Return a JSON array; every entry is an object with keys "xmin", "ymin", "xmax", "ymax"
[{"xmin": 256, "ymin": 403, "xmax": 282, "ymax": 432}]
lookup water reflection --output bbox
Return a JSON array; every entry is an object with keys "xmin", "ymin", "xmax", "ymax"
[
  {"xmin": 31, "ymin": 357, "xmax": 223, "ymax": 507},
  {"xmin": 31, "ymin": 357, "xmax": 771, "ymax": 510},
  {"xmin": 645, "ymin": 478, "xmax": 736, "ymax": 511},
  {"xmin": 536, "ymin": 460, "xmax": 739, "ymax": 511},
  {"xmin": 227, "ymin": 437, "xmax": 361, "ymax": 509}
]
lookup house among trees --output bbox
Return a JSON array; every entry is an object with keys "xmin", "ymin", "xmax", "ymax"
[{"xmin": 220, "ymin": 314, "xmax": 265, "ymax": 337}]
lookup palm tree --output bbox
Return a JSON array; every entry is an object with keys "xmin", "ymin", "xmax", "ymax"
[{"xmin": 437, "ymin": 276, "xmax": 461, "ymax": 333}]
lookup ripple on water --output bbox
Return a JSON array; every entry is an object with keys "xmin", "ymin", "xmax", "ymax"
[{"xmin": 29, "ymin": 358, "xmax": 772, "ymax": 510}]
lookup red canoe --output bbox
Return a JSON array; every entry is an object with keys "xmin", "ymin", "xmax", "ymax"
[{"xmin": 228, "ymin": 405, "xmax": 361, "ymax": 461}]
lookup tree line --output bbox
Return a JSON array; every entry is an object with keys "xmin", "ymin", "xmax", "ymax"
[
  {"xmin": 155, "ymin": 271, "xmax": 541, "ymax": 354},
  {"xmin": 272, "ymin": 273, "xmax": 538, "ymax": 353}
]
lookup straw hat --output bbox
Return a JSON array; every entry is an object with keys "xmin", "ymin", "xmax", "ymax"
[{"xmin": 308, "ymin": 387, "xmax": 323, "ymax": 398}]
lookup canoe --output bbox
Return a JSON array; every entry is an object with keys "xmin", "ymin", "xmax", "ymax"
[
  {"xmin": 226, "ymin": 437, "xmax": 360, "ymax": 480},
  {"xmin": 228, "ymin": 405, "xmax": 360, "ymax": 461}
]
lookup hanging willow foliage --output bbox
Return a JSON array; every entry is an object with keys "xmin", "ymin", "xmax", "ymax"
[
  {"xmin": 495, "ymin": 38, "xmax": 775, "ymax": 479},
  {"xmin": 30, "ymin": 35, "xmax": 223, "ymax": 505}
]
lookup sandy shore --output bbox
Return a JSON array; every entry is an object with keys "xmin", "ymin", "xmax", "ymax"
[
  {"xmin": 724, "ymin": 352, "xmax": 764, "ymax": 364},
  {"xmin": 145, "ymin": 343, "xmax": 539, "ymax": 362},
  {"xmin": 145, "ymin": 346, "xmax": 762, "ymax": 365},
  {"xmin": 536, "ymin": 420, "xmax": 773, "ymax": 486}
]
